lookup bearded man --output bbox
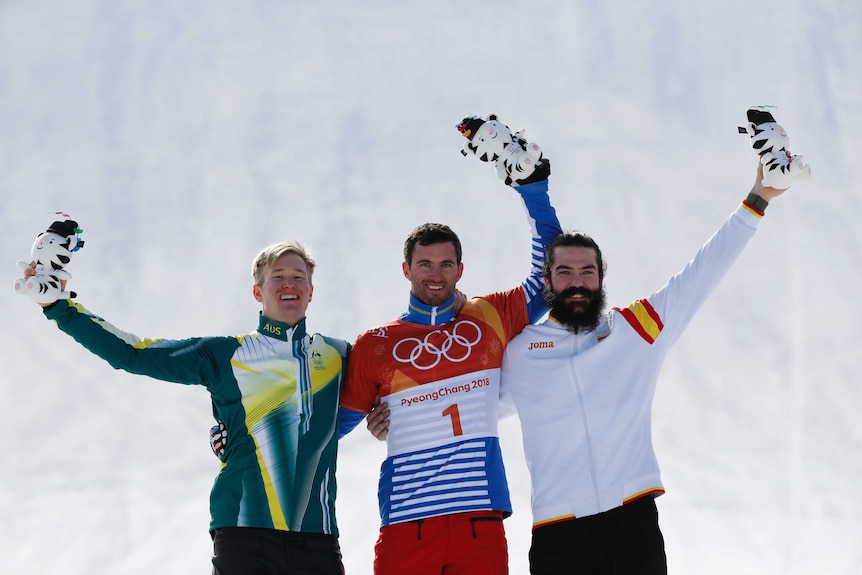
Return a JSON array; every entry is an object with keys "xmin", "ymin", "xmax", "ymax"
[{"xmin": 499, "ymin": 158, "xmax": 799, "ymax": 574}]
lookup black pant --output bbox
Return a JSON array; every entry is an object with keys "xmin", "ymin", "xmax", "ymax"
[
  {"xmin": 211, "ymin": 527, "xmax": 345, "ymax": 575},
  {"xmin": 529, "ymin": 496, "xmax": 667, "ymax": 575}
]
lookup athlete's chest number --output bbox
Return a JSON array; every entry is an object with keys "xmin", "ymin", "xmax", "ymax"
[
  {"xmin": 442, "ymin": 404, "xmax": 463, "ymax": 436},
  {"xmin": 440, "ymin": 377, "xmax": 492, "ymax": 436}
]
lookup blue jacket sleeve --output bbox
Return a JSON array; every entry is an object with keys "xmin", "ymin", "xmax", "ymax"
[
  {"xmin": 513, "ymin": 179, "xmax": 562, "ymax": 323},
  {"xmin": 338, "ymin": 406, "xmax": 367, "ymax": 439}
]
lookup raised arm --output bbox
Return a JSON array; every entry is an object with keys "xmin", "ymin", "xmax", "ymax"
[
  {"xmin": 513, "ymin": 178, "xmax": 562, "ymax": 321},
  {"xmin": 13, "ymin": 218, "xmax": 232, "ymax": 386},
  {"xmin": 629, "ymin": 108, "xmax": 810, "ymax": 347},
  {"xmin": 456, "ymin": 114, "xmax": 563, "ymax": 322},
  {"xmin": 42, "ymin": 299, "xmax": 230, "ymax": 386}
]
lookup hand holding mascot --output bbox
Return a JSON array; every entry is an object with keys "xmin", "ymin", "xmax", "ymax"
[
  {"xmin": 13, "ymin": 216, "xmax": 85, "ymax": 305},
  {"xmin": 457, "ymin": 113, "xmax": 550, "ymax": 186},
  {"xmin": 738, "ymin": 106, "xmax": 811, "ymax": 189}
]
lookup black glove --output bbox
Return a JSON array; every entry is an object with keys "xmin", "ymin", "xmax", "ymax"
[{"xmin": 210, "ymin": 421, "xmax": 227, "ymax": 461}]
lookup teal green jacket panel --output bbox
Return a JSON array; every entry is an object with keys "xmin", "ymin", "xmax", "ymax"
[{"xmin": 44, "ymin": 299, "xmax": 349, "ymax": 535}]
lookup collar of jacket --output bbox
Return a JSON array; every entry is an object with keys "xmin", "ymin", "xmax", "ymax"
[
  {"xmin": 400, "ymin": 293, "xmax": 457, "ymax": 326},
  {"xmin": 257, "ymin": 314, "xmax": 307, "ymax": 341}
]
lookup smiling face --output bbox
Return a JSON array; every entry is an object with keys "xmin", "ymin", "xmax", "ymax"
[
  {"xmin": 547, "ymin": 246, "xmax": 601, "ymax": 305},
  {"xmin": 545, "ymin": 245, "xmax": 606, "ymax": 332},
  {"xmin": 253, "ymin": 252, "xmax": 313, "ymax": 327},
  {"xmin": 402, "ymin": 241, "xmax": 463, "ymax": 307}
]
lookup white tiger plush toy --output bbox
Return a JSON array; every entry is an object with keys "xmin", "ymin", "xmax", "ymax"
[
  {"xmin": 457, "ymin": 114, "xmax": 548, "ymax": 186},
  {"xmin": 738, "ymin": 107, "xmax": 811, "ymax": 189},
  {"xmin": 13, "ymin": 218, "xmax": 85, "ymax": 305}
]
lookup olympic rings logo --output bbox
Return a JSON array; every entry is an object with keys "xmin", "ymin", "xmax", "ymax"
[{"xmin": 392, "ymin": 320, "xmax": 483, "ymax": 370}]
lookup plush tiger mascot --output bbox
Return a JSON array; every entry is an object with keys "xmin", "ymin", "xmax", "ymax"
[
  {"xmin": 739, "ymin": 106, "xmax": 811, "ymax": 189},
  {"xmin": 457, "ymin": 113, "xmax": 550, "ymax": 186},
  {"xmin": 13, "ymin": 218, "xmax": 85, "ymax": 304}
]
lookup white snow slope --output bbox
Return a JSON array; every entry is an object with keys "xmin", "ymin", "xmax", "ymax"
[{"xmin": 1, "ymin": 1, "xmax": 861, "ymax": 573}]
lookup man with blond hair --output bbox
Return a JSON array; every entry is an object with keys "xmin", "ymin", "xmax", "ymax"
[{"xmin": 24, "ymin": 239, "xmax": 350, "ymax": 575}]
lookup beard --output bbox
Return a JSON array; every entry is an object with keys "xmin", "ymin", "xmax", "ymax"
[{"xmin": 545, "ymin": 284, "xmax": 606, "ymax": 333}]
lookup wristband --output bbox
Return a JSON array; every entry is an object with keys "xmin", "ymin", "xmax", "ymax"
[{"xmin": 744, "ymin": 192, "xmax": 769, "ymax": 215}]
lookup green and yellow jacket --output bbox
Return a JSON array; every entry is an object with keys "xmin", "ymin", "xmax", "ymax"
[{"xmin": 44, "ymin": 299, "xmax": 349, "ymax": 535}]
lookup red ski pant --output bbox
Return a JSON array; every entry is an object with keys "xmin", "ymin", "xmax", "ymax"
[{"xmin": 374, "ymin": 510, "xmax": 508, "ymax": 575}]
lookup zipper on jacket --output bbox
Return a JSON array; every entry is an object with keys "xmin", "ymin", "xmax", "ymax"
[
  {"xmin": 293, "ymin": 330, "xmax": 313, "ymax": 433},
  {"xmin": 570, "ymin": 333, "xmax": 601, "ymax": 504}
]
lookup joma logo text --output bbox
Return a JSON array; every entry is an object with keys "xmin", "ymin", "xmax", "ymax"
[{"xmin": 528, "ymin": 341, "xmax": 554, "ymax": 351}]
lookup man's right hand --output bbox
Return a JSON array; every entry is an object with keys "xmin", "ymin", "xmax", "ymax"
[{"xmin": 366, "ymin": 396, "xmax": 390, "ymax": 441}]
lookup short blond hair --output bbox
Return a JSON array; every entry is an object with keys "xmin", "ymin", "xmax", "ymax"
[{"xmin": 252, "ymin": 240, "xmax": 316, "ymax": 286}]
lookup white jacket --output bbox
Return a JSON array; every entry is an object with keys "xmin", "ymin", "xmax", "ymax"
[{"xmin": 501, "ymin": 202, "xmax": 763, "ymax": 527}]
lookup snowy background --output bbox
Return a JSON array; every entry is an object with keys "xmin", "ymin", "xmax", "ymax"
[{"xmin": 2, "ymin": 1, "xmax": 861, "ymax": 573}]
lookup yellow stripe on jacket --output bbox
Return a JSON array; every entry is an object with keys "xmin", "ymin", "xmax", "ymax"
[{"xmin": 615, "ymin": 299, "xmax": 664, "ymax": 344}]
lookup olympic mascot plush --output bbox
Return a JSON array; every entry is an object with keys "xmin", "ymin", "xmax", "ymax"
[
  {"xmin": 13, "ymin": 218, "xmax": 85, "ymax": 305},
  {"xmin": 457, "ymin": 114, "xmax": 549, "ymax": 186},
  {"xmin": 738, "ymin": 107, "xmax": 811, "ymax": 189}
]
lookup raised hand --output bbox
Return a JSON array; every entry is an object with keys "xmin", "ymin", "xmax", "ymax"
[
  {"xmin": 739, "ymin": 107, "xmax": 811, "ymax": 190},
  {"xmin": 457, "ymin": 114, "xmax": 550, "ymax": 186}
]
